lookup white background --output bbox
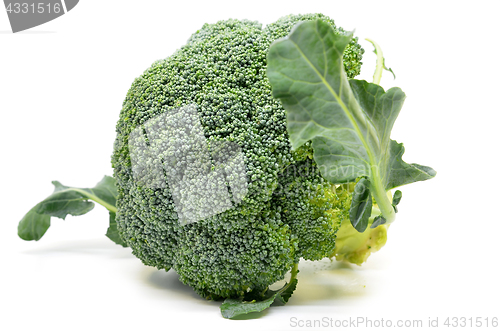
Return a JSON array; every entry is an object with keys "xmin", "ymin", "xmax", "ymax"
[{"xmin": 1, "ymin": 1, "xmax": 499, "ymax": 330}]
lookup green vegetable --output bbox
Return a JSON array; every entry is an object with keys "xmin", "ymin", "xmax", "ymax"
[
  {"xmin": 267, "ymin": 19, "xmax": 435, "ymax": 228},
  {"xmin": 17, "ymin": 15, "xmax": 435, "ymax": 319},
  {"xmin": 111, "ymin": 14, "xmax": 362, "ymax": 316}
]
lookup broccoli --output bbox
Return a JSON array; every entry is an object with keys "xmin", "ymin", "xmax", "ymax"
[
  {"xmin": 111, "ymin": 13, "xmax": 363, "ymax": 301},
  {"xmin": 18, "ymin": 14, "xmax": 435, "ymax": 319}
]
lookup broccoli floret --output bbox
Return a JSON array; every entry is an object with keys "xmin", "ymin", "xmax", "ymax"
[
  {"xmin": 265, "ymin": 13, "xmax": 364, "ymax": 78},
  {"xmin": 111, "ymin": 14, "xmax": 364, "ymax": 299},
  {"xmin": 276, "ymin": 158, "xmax": 348, "ymax": 261}
]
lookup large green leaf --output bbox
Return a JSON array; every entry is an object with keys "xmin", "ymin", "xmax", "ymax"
[
  {"xmin": 18, "ymin": 176, "xmax": 126, "ymax": 246},
  {"xmin": 267, "ymin": 19, "xmax": 435, "ymax": 223}
]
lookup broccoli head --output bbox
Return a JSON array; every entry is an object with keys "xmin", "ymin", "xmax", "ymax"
[{"xmin": 111, "ymin": 14, "xmax": 366, "ymax": 300}]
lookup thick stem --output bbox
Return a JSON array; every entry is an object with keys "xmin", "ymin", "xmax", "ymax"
[
  {"xmin": 72, "ymin": 188, "xmax": 118, "ymax": 213},
  {"xmin": 369, "ymin": 173, "xmax": 395, "ymax": 224}
]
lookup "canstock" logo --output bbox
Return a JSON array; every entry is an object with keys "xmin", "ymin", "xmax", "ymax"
[{"xmin": 3, "ymin": 0, "xmax": 79, "ymax": 33}]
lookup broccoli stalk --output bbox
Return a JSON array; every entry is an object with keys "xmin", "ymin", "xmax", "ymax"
[
  {"xmin": 326, "ymin": 183, "xmax": 389, "ymax": 266},
  {"xmin": 332, "ymin": 217, "xmax": 388, "ymax": 266},
  {"xmin": 331, "ymin": 190, "xmax": 389, "ymax": 265}
]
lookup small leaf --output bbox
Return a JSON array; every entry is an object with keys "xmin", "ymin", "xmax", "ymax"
[
  {"xmin": 221, "ymin": 276, "xmax": 298, "ymax": 319},
  {"xmin": 385, "ymin": 67, "xmax": 396, "ymax": 79},
  {"xmin": 106, "ymin": 212, "xmax": 128, "ymax": 247},
  {"xmin": 349, "ymin": 178, "xmax": 373, "ymax": 232},
  {"xmin": 386, "ymin": 141, "xmax": 436, "ymax": 190},
  {"xmin": 392, "ymin": 190, "xmax": 402, "ymax": 206},
  {"xmin": 18, "ymin": 208, "xmax": 51, "ymax": 241},
  {"xmin": 221, "ymin": 296, "xmax": 277, "ymax": 319},
  {"xmin": 18, "ymin": 176, "xmax": 120, "ymax": 245},
  {"xmin": 275, "ymin": 278, "xmax": 298, "ymax": 305},
  {"xmin": 371, "ymin": 215, "xmax": 387, "ymax": 228}
]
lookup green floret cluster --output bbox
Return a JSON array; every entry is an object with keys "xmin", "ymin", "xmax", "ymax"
[
  {"xmin": 111, "ymin": 14, "xmax": 364, "ymax": 300},
  {"xmin": 276, "ymin": 157, "xmax": 348, "ymax": 261}
]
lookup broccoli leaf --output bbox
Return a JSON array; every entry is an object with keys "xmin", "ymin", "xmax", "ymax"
[
  {"xmin": 220, "ymin": 279, "xmax": 298, "ymax": 319},
  {"xmin": 267, "ymin": 19, "xmax": 436, "ymax": 225},
  {"xmin": 105, "ymin": 212, "xmax": 128, "ymax": 247},
  {"xmin": 17, "ymin": 176, "xmax": 126, "ymax": 246},
  {"xmin": 371, "ymin": 215, "xmax": 387, "ymax": 228},
  {"xmin": 392, "ymin": 190, "xmax": 402, "ymax": 206},
  {"xmin": 220, "ymin": 296, "xmax": 277, "ymax": 319},
  {"xmin": 221, "ymin": 265, "xmax": 298, "ymax": 319},
  {"xmin": 390, "ymin": 189, "xmax": 402, "ymax": 213},
  {"xmin": 274, "ymin": 278, "xmax": 298, "ymax": 305},
  {"xmin": 349, "ymin": 178, "xmax": 373, "ymax": 232},
  {"xmin": 17, "ymin": 210, "xmax": 51, "ymax": 242}
]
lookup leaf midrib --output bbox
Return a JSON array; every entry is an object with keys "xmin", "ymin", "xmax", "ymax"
[
  {"xmin": 288, "ymin": 31, "xmax": 379, "ymax": 175},
  {"xmin": 54, "ymin": 187, "xmax": 117, "ymax": 213}
]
